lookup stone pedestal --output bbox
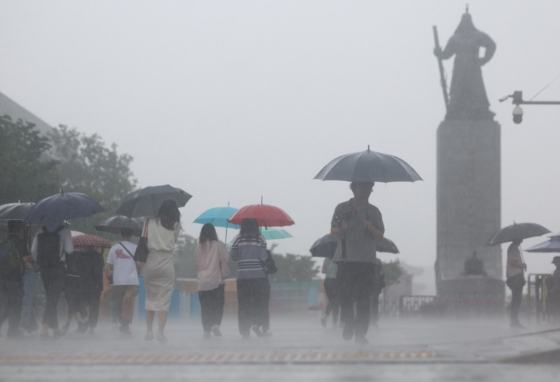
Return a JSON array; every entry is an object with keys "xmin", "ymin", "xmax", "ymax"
[{"xmin": 436, "ymin": 120, "xmax": 505, "ymax": 310}]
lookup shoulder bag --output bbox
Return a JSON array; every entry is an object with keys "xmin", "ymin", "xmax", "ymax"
[
  {"xmin": 219, "ymin": 243, "xmax": 231, "ymax": 280},
  {"xmin": 134, "ymin": 219, "xmax": 150, "ymax": 263}
]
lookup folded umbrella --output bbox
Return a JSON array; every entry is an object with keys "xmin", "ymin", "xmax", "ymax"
[
  {"xmin": 310, "ymin": 233, "xmax": 399, "ymax": 258},
  {"xmin": 72, "ymin": 234, "xmax": 112, "ymax": 249},
  {"xmin": 314, "ymin": 146, "xmax": 422, "ymax": 183},
  {"xmin": 486, "ymin": 222, "xmax": 551, "ymax": 246},
  {"xmin": 94, "ymin": 215, "xmax": 143, "ymax": 236},
  {"xmin": 228, "ymin": 203, "xmax": 294, "ymax": 228},
  {"xmin": 116, "ymin": 184, "xmax": 192, "ymax": 218},
  {"xmin": 525, "ymin": 237, "xmax": 560, "ymax": 253},
  {"xmin": 0, "ymin": 202, "xmax": 35, "ymax": 222},
  {"xmin": 26, "ymin": 191, "xmax": 106, "ymax": 224}
]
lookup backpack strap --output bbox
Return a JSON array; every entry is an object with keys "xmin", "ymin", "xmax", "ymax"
[{"xmin": 119, "ymin": 242, "xmax": 134, "ymax": 258}]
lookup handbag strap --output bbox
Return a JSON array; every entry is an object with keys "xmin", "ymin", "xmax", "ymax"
[
  {"xmin": 119, "ymin": 242, "xmax": 134, "ymax": 258},
  {"xmin": 142, "ymin": 218, "xmax": 149, "ymax": 238}
]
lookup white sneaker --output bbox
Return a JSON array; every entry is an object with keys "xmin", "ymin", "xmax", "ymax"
[
  {"xmin": 156, "ymin": 332, "xmax": 167, "ymax": 343},
  {"xmin": 145, "ymin": 331, "xmax": 154, "ymax": 341},
  {"xmin": 211, "ymin": 325, "xmax": 222, "ymax": 337}
]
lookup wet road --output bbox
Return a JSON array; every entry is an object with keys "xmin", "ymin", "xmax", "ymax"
[{"xmin": 1, "ymin": 316, "xmax": 559, "ymax": 381}]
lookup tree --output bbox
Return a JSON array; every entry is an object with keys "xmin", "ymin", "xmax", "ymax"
[
  {"xmin": 382, "ymin": 259, "xmax": 405, "ymax": 288},
  {"xmin": 0, "ymin": 116, "xmax": 59, "ymax": 205},
  {"xmin": 268, "ymin": 244, "xmax": 320, "ymax": 281},
  {"xmin": 48, "ymin": 125, "xmax": 137, "ymax": 234}
]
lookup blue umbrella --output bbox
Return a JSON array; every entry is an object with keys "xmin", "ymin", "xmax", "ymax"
[
  {"xmin": 314, "ymin": 146, "xmax": 422, "ymax": 183},
  {"xmin": 230, "ymin": 228, "xmax": 293, "ymax": 243},
  {"xmin": 525, "ymin": 237, "xmax": 560, "ymax": 253},
  {"xmin": 193, "ymin": 207, "xmax": 240, "ymax": 229},
  {"xmin": 260, "ymin": 228, "xmax": 293, "ymax": 240},
  {"xmin": 26, "ymin": 192, "xmax": 106, "ymax": 224}
]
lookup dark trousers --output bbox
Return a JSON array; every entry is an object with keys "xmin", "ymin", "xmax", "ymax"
[
  {"xmin": 199, "ymin": 284, "xmax": 225, "ymax": 332},
  {"xmin": 82, "ymin": 286, "xmax": 102, "ymax": 328},
  {"xmin": 65, "ymin": 276, "xmax": 86, "ymax": 318},
  {"xmin": 510, "ymin": 284, "xmax": 524, "ymax": 324},
  {"xmin": 236, "ymin": 278, "xmax": 268, "ymax": 336},
  {"xmin": 371, "ymin": 290, "xmax": 380, "ymax": 323},
  {"xmin": 324, "ymin": 278, "xmax": 340, "ymax": 322},
  {"xmin": 255, "ymin": 278, "xmax": 270, "ymax": 332},
  {"xmin": 337, "ymin": 262, "xmax": 375, "ymax": 339},
  {"xmin": 41, "ymin": 266, "xmax": 66, "ymax": 329},
  {"xmin": 0, "ymin": 279, "xmax": 24, "ymax": 333}
]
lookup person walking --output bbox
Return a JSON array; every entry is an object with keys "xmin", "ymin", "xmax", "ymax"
[
  {"xmin": 79, "ymin": 246, "xmax": 105, "ymax": 335},
  {"xmin": 61, "ymin": 249, "xmax": 88, "ymax": 333},
  {"xmin": 107, "ymin": 228, "xmax": 140, "ymax": 335},
  {"xmin": 195, "ymin": 223, "xmax": 227, "ymax": 339},
  {"xmin": 320, "ymin": 256, "xmax": 339, "ymax": 329},
  {"xmin": 252, "ymin": 249, "xmax": 276, "ymax": 337},
  {"xmin": 506, "ymin": 239, "xmax": 527, "ymax": 328},
  {"xmin": 230, "ymin": 218, "xmax": 268, "ymax": 339},
  {"xmin": 20, "ymin": 225, "xmax": 39, "ymax": 334},
  {"xmin": 31, "ymin": 222, "xmax": 73, "ymax": 340},
  {"xmin": 143, "ymin": 200, "xmax": 181, "ymax": 343},
  {"xmin": 547, "ymin": 256, "xmax": 560, "ymax": 322},
  {"xmin": 0, "ymin": 221, "xmax": 32, "ymax": 339},
  {"xmin": 330, "ymin": 181, "xmax": 385, "ymax": 344}
]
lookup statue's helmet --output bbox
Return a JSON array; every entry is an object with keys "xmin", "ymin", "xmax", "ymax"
[{"xmin": 454, "ymin": 12, "xmax": 477, "ymax": 35}]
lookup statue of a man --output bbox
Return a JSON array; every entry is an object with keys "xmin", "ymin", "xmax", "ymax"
[{"xmin": 434, "ymin": 12, "xmax": 496, "ymax": 121}]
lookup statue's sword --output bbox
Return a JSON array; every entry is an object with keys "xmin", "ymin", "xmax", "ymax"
[{"xmin": 433, "ymin": 26, "xmax": 449, "ymax": 110}]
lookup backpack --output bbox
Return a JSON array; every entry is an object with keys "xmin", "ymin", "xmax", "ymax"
[
  {"xmin": 0, "ymin": 238, "xmax": 20, "ymax": 278},
  {"xmin": 36, "ymin": 226, "xmax": 64, "ymax": 269}
]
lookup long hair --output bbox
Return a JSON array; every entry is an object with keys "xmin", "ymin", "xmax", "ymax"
[
  {"xmin": 156, "ymin": 199, "xmax": 181, "ymax": 230},
  {"xmin": 199, "ymin": 223, "xmax": 218, "ymax": 245},
  {"xmin": 239, "ymin": 218, "xmax": 259, "ymax": 238}
]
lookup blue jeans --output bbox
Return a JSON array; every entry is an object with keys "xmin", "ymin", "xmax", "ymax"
[{"xmin": 21, "ymin": 268, "xmax": 39, "ymax": 332}]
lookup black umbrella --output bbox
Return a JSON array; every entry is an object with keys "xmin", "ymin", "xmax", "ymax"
[
  {"xmin": 314, "ymin": 146, "xmax": 422, "ymax": 183},
  {"xmin": 486, "ymin": 222, "xmax": 551, "ymax": 246},
  {"xmin": 116, "ymin": 184, "xmax": 192, "ymax": 218},
  {"xmin": 310, "ymin": 233, "xmax": 399, "ymax": 259},
  {"xmin": 26, "ymin": 191, "xmax": 106, "ymax": 224},
  {"xmin": 0, "ymin": 202, "xmax": 35, "ymax": 222},
  {"xmin": 94, "ymin": 215, "xmax": 143, "ymax": 236}
]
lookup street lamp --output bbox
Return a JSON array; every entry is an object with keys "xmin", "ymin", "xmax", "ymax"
[{"xmin": 500, "ymin": 91, "xmax": 560, "ymax": 124}]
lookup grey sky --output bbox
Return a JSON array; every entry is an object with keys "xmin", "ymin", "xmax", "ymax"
[{"xmin": 1, "ymin": 0, "xmax": 559, "ymax": 275}]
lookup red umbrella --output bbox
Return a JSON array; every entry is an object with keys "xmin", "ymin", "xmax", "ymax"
[
  {"xmin": 72, "ymin": 234, "xmax": 112, "ymax": 249},
  {"xmin": 228, "ymin": 203, "xmax": 295, "ymax": 228}
]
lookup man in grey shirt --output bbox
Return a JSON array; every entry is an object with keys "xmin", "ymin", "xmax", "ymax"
[{"xmin": 331, "ymin": 181, "xmax": 384, "ymax": 344}]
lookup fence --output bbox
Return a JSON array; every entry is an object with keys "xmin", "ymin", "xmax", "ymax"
[{"xmin": 526, "ymin": 273, "xmax": 554, "ymax": 324}]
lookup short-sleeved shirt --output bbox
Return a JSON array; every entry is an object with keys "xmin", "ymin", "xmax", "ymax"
[
  {"xmin": 322, "ymin": 257, "xmax": 338, "ymax": 279},
  {"xmin": 330, "ymin": 199, "xmax": 384, "ymax": 264},
  {"xmin": 146, "ymin": 219, "xmax": 180, "ymax": 252},
  {"xmin": 506, "ymin": 243, "xmax": 523, "ymax": 278},
  {"xmin": 107, "ymin": 241, "xmax": 139, "ymax": 286}
]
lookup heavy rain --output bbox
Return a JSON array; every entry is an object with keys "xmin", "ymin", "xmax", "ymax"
[{"xmin": 1, "ymin": 1, "xmax": 560, "ymax": 381}]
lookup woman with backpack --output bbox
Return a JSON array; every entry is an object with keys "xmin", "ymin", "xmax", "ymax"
[
  {"xmin": 195, "ymin": 223, "xmax": 228, "ymax": 339},
  {"xmin": 230, "ymin": 218, "xmax": 269, "ymax": 339},
  {"xmin": 143, "ymin": 200, "xmax": 181, "ymax": 343}
]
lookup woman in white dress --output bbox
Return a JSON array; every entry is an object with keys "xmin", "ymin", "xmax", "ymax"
[{"xmin": 143, "ymin": 199, "xmax": 181, "ymax": 342}]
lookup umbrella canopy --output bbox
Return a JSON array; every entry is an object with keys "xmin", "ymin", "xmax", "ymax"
[
  {"xmin": 525, "ymin": 237, "xmax": 560, "ymax": 253},
  {"xmin": 193, "ymin": 207, "xmax": 240, "ymax": 229},
  {"xmin": 94, "ymin": 215, "xmax": 143, "ymax": 236},
  {"xmin": 310, "ymin": 233, "xmax": 398, "ymax": 258},
  {"xmin": 228, "ymin": 203, "xmax": 295, "ymax": 228},
  {"xmin": 0, "ymin": 202, "xmax": 35, "ymax": 222},
  {"xmin": 26, "ymin": 192, "xmax": 106, "ymax": 224},
  {"xmin": 314, "ymin": 147, "xmax": 422, "ymax": 183},
  {"xmin": 549, "ymin": 232, "xmax": 560, "ymax": 238},
  {"xmin": 486, "ymin": 222, "xmax": 551, "ymax": 246},
  {"xmin": 72, "ymin": 234, "xmax": 112, "ymax": 249},
  {"xmin": 116, "ymin": 184, "xmax": 192, "ymax": 218},
  {"xmin": 260, "ymin": 228, "xmax": 293, "ymax": 240}
]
